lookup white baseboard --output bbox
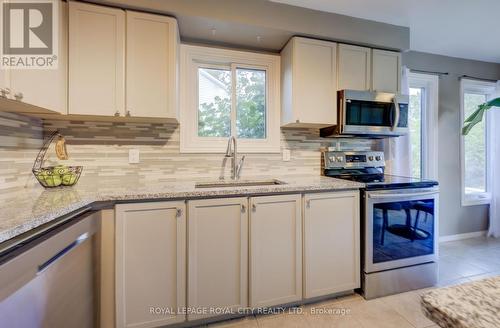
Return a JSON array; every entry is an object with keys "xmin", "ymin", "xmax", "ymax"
[{"xmin": 439, "ymin": 230, "xmax": 487, "ymax": 243}]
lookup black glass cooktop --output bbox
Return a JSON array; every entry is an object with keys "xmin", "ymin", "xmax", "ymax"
[{"xmin": 324, "ymin": 168, "xmax": 438, "ymax": 190}]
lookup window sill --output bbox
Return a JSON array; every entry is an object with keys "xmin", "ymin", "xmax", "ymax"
[{"xmin": 461, "ymin": 194, "xmax": 491, "ymax": 207}]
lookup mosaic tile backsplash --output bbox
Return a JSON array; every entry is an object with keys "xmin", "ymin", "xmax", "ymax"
[
  {"xmin": 0, "ymin": 112, "xmax": 43, "ymax": 192},
  {"xmin": 0, "ymin": 112, "xmax": 377, "ymax": 193}
]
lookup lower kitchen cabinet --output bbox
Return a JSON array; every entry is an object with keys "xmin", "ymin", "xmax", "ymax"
[
  {"xmin": 115, "ymin": 201, "xmax": 186, "ymax": 328},
  {"xmin": 112, "ymin": 191, "xmax": 361, "ymax": 327},
  {"xmin": 303, "ymin": 191, "xmax": 360, "ymax": 298},
  {"xmin": 187, "ymin": 198, "xmax": 248, "ymax": 320},
  {"xmin": 249, "ymin": 194, "xmax": 302, "ymax": 307}
]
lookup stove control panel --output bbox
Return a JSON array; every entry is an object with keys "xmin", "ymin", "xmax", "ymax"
[{"xmin": 324, "ymin": 151, "xmax": 385, "ymax": 169}]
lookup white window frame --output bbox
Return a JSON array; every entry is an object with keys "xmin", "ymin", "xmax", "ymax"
[
  {"xmin": 460, "ymin": 78, "xmax": 495, "ymax": 206},
  {"xmin": 180, "ymin": 44, "xmax": 280, "ymax": 153},
  {"xmin": 408, "ymin": 72, "xmax": 439, "ymax": 180}
]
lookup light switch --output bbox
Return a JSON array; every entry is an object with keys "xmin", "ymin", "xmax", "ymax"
[
  {"xmin": 282, "ymin": 148, "xmax": 291, "ymax": 161},
  {"xmin": 129, "ymin": 149, "xmax": 140, "ymax": 164}
]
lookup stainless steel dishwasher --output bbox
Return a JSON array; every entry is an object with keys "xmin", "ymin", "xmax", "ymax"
[{"xmin": 0, "ymin": 211, "xmax": 99, "ymax": 328}]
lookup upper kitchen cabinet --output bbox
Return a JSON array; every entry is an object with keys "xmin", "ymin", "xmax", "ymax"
[
  {"xmin": 372, "ymin": 49, "xmax": 401, "ymax": 93},
  {"xmin": 68, "ymin": 2, "xmax": 125, "ymax": 117},
  {"xmin": 0, "ymin": 0, "xmax": 67, "ymax": 114},
  {"xmin": 337, "ymin": 44, "xmax": 371, "ymax": 91},
  {"xmin": 126, "ymin": 11, "xmax": 179, "ymax": 119},
  {"xmin": 68, "ymin": 2, "xmax": 180, "ymax": 121},
  {"xmin": 281, "ymin": 37, "xmax": 337, "ymax": 127},
  {"xmin": 338, "ymin": 44, "xmax": 401, "ymax": 93}
]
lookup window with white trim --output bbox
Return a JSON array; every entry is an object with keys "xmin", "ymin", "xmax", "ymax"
[
  {"xmin": 460, "ymin": 78, "xmax": 495, "ymax": 206},
  {"xmin": 408, "ymin": 72, "xmax": 439, "ymax": 180},
  {"xmin": 180, "ymin": 44, "xmax": 280, "ymax": 153}
]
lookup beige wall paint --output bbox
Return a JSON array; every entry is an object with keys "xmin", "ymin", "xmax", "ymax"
[{"xmin": 88, "ymin": 0, "xmax": 409, "ymax": 52}]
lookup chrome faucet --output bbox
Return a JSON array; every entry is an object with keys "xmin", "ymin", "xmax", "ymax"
[{"xmin": 225, "ymin": 136, "xmax": 245, "ymax": 180}]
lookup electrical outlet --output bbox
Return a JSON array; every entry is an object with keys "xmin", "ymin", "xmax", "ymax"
[
  {"xmin": 282, "ymin": 148, "xmax": 291, "ymax": 161},
  {"xmin": 129, "ymin": 149, "xmax": 140, "ymax": 164}
]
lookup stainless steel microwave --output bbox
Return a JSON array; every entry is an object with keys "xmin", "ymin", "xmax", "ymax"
[{"xmin": 320, "ymin": 90, "xmax": 410, "ymax": 138}]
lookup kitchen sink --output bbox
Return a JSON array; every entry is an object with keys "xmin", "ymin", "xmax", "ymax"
[{"xmin": 195, "ymin": 179, "xmax": 286, "ymax": 188}]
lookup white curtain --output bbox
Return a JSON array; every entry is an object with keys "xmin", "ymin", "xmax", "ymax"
[
  {"xmin": 384, "ymin": 66, "xmax": 412, "ymax": 176},
  {"xmin": 488, "ymin": 81, "xmax": 500, "ymax": 237}
]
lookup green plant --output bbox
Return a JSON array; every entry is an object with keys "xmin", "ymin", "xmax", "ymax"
[{"xmin": 462, "ymin": 97, "xmax": 500, "ymax": 135}]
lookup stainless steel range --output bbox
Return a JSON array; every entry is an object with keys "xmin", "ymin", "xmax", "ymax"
[{"xmin": 324, "ymin": 150, "xmax": 439, "ymax": 299}]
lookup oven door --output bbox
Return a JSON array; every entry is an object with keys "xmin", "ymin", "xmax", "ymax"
[{"xmin": 364, "ymin": 187, "xmax": 439, "ymax": 273}]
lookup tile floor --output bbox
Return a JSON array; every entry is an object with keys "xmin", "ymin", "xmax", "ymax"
[{"xmin": 201, "ymin": 236, "xmax": 500, "ymax": 328}]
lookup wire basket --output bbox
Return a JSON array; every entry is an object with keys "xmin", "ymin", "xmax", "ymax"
[
  {"xmin": 33, "ymin": 166, "xmax": 83, "ymax": 188},
  {"xmin": 32, "ymin": 131, "xmax": 83, "ymax": 188}
]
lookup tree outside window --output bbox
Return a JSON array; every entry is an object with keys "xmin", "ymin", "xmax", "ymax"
[
  {"xmin": 197, "ymin": 67, "xmax": 266, "ymax": 139},
  {"xmin": 463, "ymin": 93, "xmax": 487, "ymax": 194},
  {"xmin": 409, "ymin": 87, "xmax": 423, "ymax": 178}
]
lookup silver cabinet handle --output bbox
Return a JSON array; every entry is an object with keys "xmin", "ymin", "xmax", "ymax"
[
  {"xmin": 241, "ymin": 204, "xmax": 246, "ymax": 213},
  {"xmin": 114, "ymin": 111, "xmax": 120, "ymax": 117},
  {"xmin": 126, "ymin": 110, "xmax": 131, "ymax": 117},
  {"xmin": 252, "ymin": 204, "xmax": 256, "ymax": 211},
  {"xmin": 306, "ymin": 200, "xmax": 311, "ymax": 208},
  {"xmin": 14, "ymin": 92, "xmax": 23, "ymax": 101},
  {"xmin": 176, "ymin": 208, "xmax": 183, "ymax": 217}
]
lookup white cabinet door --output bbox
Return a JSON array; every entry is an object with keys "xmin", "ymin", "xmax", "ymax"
[
  {"xmin": 337, "ymin": 44, "xmax": 371, "ymax": 91},
  {"xmin": 372, "ymin": 49, "xmax": 401, "ymax": 93},
  {"xmin": 68, "ymin": 2, "xmax": 125, "ymax": 116},
  {"xmin": 249, "ymin": 194, "xmax": 302, "ymax": 307},
  {"xmin": 8, "ymin": 0, "xmax": 67, "ymax": 114},
  {"xmin": 115, "ymin": 201, "xmax": 186, "ymax": 328},
  {"xmin": 126, "ymin": 11, "xmax": 179, "ymax": 119},
  {"xmin": 187, "ymin": 198, "xmax": 248, "ymax": 320},
  {"xmin": 281, "ymin": 37, "xmax": 337, "ymax": 127},
  {"xmin": 304, "ymin": 191, "xmax": 360, "ymax": 298}
]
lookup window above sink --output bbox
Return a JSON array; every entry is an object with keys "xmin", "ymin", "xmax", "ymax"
[{"xmin": 179, "ymin": 44, "xmax": 281, "ymax": 153}]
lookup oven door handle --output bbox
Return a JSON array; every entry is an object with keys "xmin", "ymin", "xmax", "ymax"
[
  {"xmin": 368, "ymin": 191, "xmax": 438, "ymax": 199},
  {"xmin": 391, "ymin": 97, "xmax": 400, "ymax": 131}
]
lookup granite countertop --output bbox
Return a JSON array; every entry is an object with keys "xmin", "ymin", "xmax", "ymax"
[
  {"xmin": 0, "ymin": 175, "xmax": 363, "ymax": 244},
  {"xmin": 421, "ymin": 276, "xmax": 500, "ymax": 328}
]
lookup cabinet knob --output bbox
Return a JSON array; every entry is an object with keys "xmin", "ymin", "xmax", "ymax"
[
  {"xmin": 14, "ymin": 92, "xmax": 23, "ymax": 101},
  {"xmin": 126, "ymin": 110, "xmax": 131, "ymax": 117},
  {"xmin": 176, "ymin": 208, "xmax": 183, "ymax": 217},
  {"xmin": 114, "ymin": 111, "xmax": 120, "ymax": 117},
  {"xmin": 306, "ymin": 200, "xmax": 311, "ymax": 208},
  {"xmin": 252, "ymin": 204, "xmax": 256, "ymax": 212},
  {"xmin": 241, "ymin": 204, "xmax": 246, "ymax": 213}
]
